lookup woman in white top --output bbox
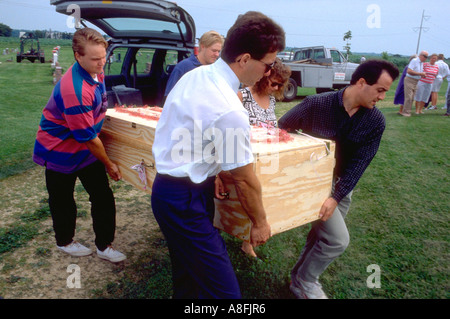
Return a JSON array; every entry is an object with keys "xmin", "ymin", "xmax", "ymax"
[{"xmin": 237, "ymin": 58, "xmax": 291, "ymax": 257}]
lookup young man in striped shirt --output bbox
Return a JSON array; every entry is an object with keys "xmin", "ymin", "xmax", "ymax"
[
  {"xmin": 33, "ymin": 28, "xmax": 126, "ymax": 263},
  {"xmin": 415, "ymin": 53, "xmax": 439, "ymax": 114}
]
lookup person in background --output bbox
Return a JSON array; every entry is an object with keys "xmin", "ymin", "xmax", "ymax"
[
  {"xmin": 415, "ymin": 53, "xmax": 439, "ymax": 114},
  {"xmin": 394, "ymin": 55, "xmax": 416, "ymax": 115},
  {"xmin": 400, "ymin": 50, "xmax": 428, "ymax": 117},
  {"xmin": 33, "ymin": 28, "xmax": 126, "ymax": 263},
  {"xmin": 428, "ymin": 54, "xmax": 449, "ymax": 110},
  {"xmin": 164, "ymin": 30, "xmax": 224, "ymax": 97},
  {"xmin": 278, "ymin": 60, "xmax": 399, "ymax": 299},
  {"xmin": 446, "ymin": 72, "xmax": 450, "ymax": 110},
  {"xmin": 443, "ymin": 82, "xmax": 450, "ymax": 116},
  {"xmin": 151, "ymin": 11, "xmax": 285, "ymax": 299}
]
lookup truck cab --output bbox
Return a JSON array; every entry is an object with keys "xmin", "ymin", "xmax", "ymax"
[{"xmin": 283, "ymin": 46, "xmax": 359, "ymax": 101}]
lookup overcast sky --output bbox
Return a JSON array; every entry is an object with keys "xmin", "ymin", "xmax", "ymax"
[{"xmin": 0, "ymin": 0, "xmax": 448, "ymax": 56}]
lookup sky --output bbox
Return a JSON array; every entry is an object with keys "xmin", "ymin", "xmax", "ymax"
[{"xmin": 0, "ymin": 0, "xmax": 448, "ymax": 56}]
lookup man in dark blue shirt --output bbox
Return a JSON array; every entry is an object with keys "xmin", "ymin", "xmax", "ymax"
[
  {"xmin": 164, "ymin": 30, "xmax": 223, "ymax": 97},
  {"xmin": 279, "ymin": 60, "xmax": 399, "ymax": 299}
]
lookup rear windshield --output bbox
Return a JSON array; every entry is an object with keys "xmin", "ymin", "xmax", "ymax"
[{"xmin": 103, "ymin": 17, "xmax": 186, "ymax": 34}]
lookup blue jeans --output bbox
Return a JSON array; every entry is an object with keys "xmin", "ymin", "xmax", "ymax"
[
  {"xmin": 291, "ymin": 181, "xmax": 352, "ymax": 284},
  {"xmin": 45, "ymin": 160, "xmax": 116, "ymax": 251},
  {"xmin": 151, "ymin": 173, "xmax": 241, "ymax": 299}
]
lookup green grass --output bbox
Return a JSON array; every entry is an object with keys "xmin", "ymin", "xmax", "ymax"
[
  {"xmin": 0, "ymin": 35, "xmax": 448, "ymax": 299},
  {"xmin": 0, "ymin": 202, "xmax": 50, "ymax": 254},
  {"xmin": 0, "ymin": 37, "xmax": 75, "ymax": 179}
]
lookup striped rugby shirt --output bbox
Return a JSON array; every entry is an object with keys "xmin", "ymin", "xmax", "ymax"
[
  {"xmin": 33, "ymin": 62, "xmax": 108, "ymax": 174},
  {"xmin": 278, "ymin": 89, "xmax": 385, "ymax": 203}
]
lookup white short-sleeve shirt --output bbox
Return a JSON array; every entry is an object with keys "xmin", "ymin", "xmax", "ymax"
[
  {"xmin": 152, "ymin": 58, "xmax": 254, "ymax": 184},
  {"xmin": 436, "ymin": 60, "xmax": 449, "ymax": 80},
  {"xmin": 406, "ymin": 57, "xmax": 423, "ymax": 80}
]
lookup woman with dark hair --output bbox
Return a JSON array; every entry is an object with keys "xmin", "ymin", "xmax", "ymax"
[{"xmin": 238, "ymin": 58, "xmax": 291, "ymax": 129}]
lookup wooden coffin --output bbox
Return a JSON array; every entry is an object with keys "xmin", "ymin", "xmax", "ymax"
[
  {"xmin": 213, "ymin": 129, "xmax": 335, "ymax": 241},
  {"xmin": 99, "ymin": 107, "xmax": 160, "ymax": 194},
  {"xmin": 100, "ymin": 107, "xmax": 336, "ymax": 240}
]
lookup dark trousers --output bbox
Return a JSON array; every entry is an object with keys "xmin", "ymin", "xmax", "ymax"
[
  {"xmin": 151, "ymin": 173, "xmax": 241, "ymax": 299},
  {"xmin": 45, "ymin": 160, "xmax": 116, "ymax": 251}
]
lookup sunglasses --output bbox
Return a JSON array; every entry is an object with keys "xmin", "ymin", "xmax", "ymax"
[
  {"xmin": 270, "ymin": 80, "xmax": 284, "ymax": 88},
  {"xmin": 255, "ymin": 59, "xmax": 276, "ymax": 73},
  {"xmin": 236, "ymin": 56, "xmax": 276, "ymax": 73}
]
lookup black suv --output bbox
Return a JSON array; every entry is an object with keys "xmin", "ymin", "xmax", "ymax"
[{"xmin": 51, "ymin": 0, "xmax": 196, "ymax": 107}]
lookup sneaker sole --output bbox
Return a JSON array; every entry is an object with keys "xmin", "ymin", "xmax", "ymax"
[
  {"xmin": 97, "ymin": 253, "xmax": 126, "ymax": 263},
  {"xmin": 57, "ymin": 247, "xmax": 92, "ymax": 257}
]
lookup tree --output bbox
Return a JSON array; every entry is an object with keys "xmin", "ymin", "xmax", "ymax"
[
  {"xmin": 0, "ymin": 23, "xmax": 12, "ymax": 37},
  {"xmin": 343, "ymin": 30, "xmax": 352, "ymax": 57}
]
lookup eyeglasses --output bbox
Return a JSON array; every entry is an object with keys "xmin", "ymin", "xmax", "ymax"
[
  {"xmin": 270, "ymin": 80, "xmax": 284, "ymax": 88},
  {"xmin": 255, "ymin": 59, "xmax": 276, "ymax": 73},
  {"xmin": 421, "ymin": 54, "xmax": 428, "ymax": 59},
  {"xmin": 236, "ymin": 56, "xmax": 276, "ymax": 73}
]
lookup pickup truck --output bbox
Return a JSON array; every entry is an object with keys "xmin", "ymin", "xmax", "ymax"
[{"xmin": 282, "ymin": 46, "xmax": 359, "ymax": 101}]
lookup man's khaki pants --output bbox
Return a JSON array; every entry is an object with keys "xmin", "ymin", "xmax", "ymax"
[{"xmin": 403, "ymin": 76, "xmax": 419, "ymax": 115}]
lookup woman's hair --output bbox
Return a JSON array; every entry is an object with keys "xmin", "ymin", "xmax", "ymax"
[
  {"xmin": 221, "ymin": 11, "xmax": 285, "ymax": 63},
  {"xmin": 253, "ymin": 58, "xmax": 291, "ymax": 100},
  {"xmin": 72, "ymin": 28, "xmax": 108, "ymax": 56}
]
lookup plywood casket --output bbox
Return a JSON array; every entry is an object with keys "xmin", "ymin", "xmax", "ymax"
[{"xmin": 100, "ymin": 107, "xmax": 335, "ymax": 241}]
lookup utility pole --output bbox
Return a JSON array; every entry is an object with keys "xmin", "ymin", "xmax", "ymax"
[{"xmin": 413, "ymin": 10, "xmax": 430, "ymax": 54}]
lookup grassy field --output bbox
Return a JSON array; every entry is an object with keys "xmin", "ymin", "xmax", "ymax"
[
  {"xmin": 0, "ymin": 36, "xmax": 448, "ymax": 299},
  {"xmin": 0, "ymin": 38, "xmax": 75, "ymax": 179}
]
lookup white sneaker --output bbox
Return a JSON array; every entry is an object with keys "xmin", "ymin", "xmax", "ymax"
[
  {"xmin": 428, "ymin": 105, "xmax": 437, "ymax": 110},
  {"xmin": 97, "ymin": 246, "xmax": 126, "ymax": 263},
  {"xmin": 57, "ymin": 241, "xmax": 92, "ymax": 257},
  {"xmin": 290, "ymin": 278, "xmax": 328, "ymax": 299}
]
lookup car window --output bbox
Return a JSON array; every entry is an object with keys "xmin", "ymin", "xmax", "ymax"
[
  {"xmin": 103, "ymin": 17, "xmax": 187, "ymax": 35},
  {"xmin": 330, "ymin": 50, "xmax": 342, "ymax": 63},
  {"xmin": 312, "ymin": 49, "xmax": 325, "ymax": 60},
  {"xmin": 294, "ymin": 49, "xmax": 311, "ymax": 60},
  {"xmin": 301, "ymin": 49, "xmax": 311, "ymax": 60},
  {"xmin": 105, "ymin": 47, "xmax": 128, "ymax": 76},
  {"xmin": 105, "ymin": 48, "xmax": 180, "ymax": 76}
]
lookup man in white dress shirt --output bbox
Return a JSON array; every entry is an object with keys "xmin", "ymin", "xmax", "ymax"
[
  {"xmin": 151, "ymin": 11, "xmax": 285, "ymax": 299},
  {"xmin": 400, "ymin": 50, "xmax": 428, "ymax": 117}
]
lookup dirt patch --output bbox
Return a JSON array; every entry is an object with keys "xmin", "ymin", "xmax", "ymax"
[{"xmin": 0, "ymin": 166, "xmax": 163, "ymax": 299}]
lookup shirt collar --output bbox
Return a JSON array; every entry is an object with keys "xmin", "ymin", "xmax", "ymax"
[
  {"xmin": 73, "ymin": 61, "xmax": 103, "ymax": 85},
  {"xmin": 212, "ymin": 58, "xmax": 241, "ymax": 93},
  {"xmin": 190, "ymin": 54, "xmax": 202, "ymax": 66}
]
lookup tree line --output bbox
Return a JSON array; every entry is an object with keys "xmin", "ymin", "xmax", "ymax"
[{"xmin": 0, "ymin": 23, "xmax": 73, "ymax": 40}]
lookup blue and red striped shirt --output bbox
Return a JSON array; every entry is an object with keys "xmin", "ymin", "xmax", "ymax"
[{"xmin": 33, "ymin": 62, "xmax": 108, "ymax": 173}]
